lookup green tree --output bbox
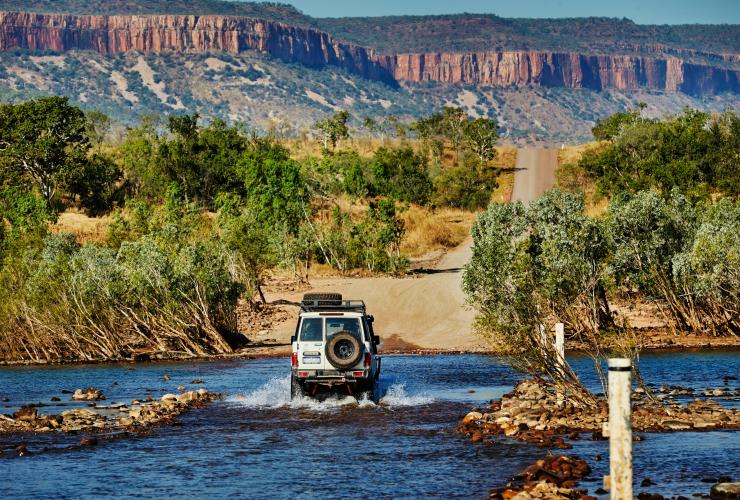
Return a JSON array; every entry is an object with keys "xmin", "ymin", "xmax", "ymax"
[
  {"xmin": 238, "ymin": 139, "xmax": 309, "ymax": 232},
  {"xmin": 0, "ymin": 96, "xmax": 90, "ymax": 206},
  {"xmin": 314, "ymin": 110, "xmax": 350, "ymax": 150},
  {"xmin": 591, "ymin": 109, "xmax": 642, "ymax": 141},
  {"xmin": 85, "ymin": 110, "xmax": 112, "ymax": 149},
  {"xmin": 371, "ymin": 147, "xmax": 433, "ymax": 205},
  {"xmin": 463, "ymin": 117, "xmax": 499, "ymax": 164}
]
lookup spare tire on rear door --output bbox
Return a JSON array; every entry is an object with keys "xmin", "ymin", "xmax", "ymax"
[{"xmin": 325, "ymin": 331, "xmax": 364, "ymax": 369}]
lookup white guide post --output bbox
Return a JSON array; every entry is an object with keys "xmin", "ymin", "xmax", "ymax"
[
  {"xmin": 554, "ymin": 322, "xmax": 565, "ymax": 371},
  {"xmin": 554, "ymin": 322, "xmax": 566, "ymax": 406},
  {"xmin": 608, "ymin": 358, "xmax": 633, "ymax": 500}
]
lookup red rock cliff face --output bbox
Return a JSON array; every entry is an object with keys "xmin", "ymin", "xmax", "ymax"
[
  {"xmin": 0, "ymin": 11, "xmax": 737, "ymax": 95},
  {"xmin": 0, "ymin": 11, "xmax": 395, "ymax": 82},
  {"xmin": 377, "ymin": 52, "xmax": 739, "ymax": 95}
]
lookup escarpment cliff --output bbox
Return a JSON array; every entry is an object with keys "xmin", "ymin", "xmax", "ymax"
[
  {"xmin": 0, "ymin": 11, "xmax": 395, "ymax": 82},
  {"xmin": 378, "ymin": 51, "xmax": 740, "ymax": 95},
  {"xmin": 0, "ymin": 11, "xmax": 738, "ymax": 96}
]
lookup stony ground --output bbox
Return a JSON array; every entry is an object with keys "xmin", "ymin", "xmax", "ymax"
[
  {"xmin": 458, "ymin": 379, "xmax": 740, "ymax": 498},
  {"xmin": 0, "ymin": 387, "xmax": 219, "ymax": 455}
]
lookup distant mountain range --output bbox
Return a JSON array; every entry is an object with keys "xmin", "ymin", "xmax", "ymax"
[{"xmin": 0, "ymin": 0, "xmax": 737, "ymax": 143}]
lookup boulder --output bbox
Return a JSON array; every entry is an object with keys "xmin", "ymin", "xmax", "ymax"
[
  {"xmin": 462, "ymin": 411, "xmax": 483, "ymax": 424},
  {"xmin": 119, "ymin": 417, "xmax": 134, "ymax": 427},
  {"xmin": 176, "ymin": 392, "xmax": 197, "ymax": 403},
  {"xmin": 80, "ymin": 437, "xmax": 98, "ymax": 446},
  {"xmin": 72, "ymin": 388, "xmax": 105, "ymax": 401},
  {"xmin": 711, "ymin": 483, "xmax": 740, "ymax": 499},
  {"xmin": 13, "ymin": 405, "xmax": 37, "ymax": 422}
]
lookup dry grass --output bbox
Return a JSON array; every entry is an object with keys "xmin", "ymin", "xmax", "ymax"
[
  {"xmin": 286, "ymin": 137, "xmax": 408, "ymax": 160},
  {"xmin": 495, "ymin": 146, "xmax": 518, "ymax": 169},
  {"xmin": 50, "ymin": 211, "xmax": 113, "ymax": 244},
  {"xmin": 401, "ymin": 206, "xmax": 475, "ymax": 257},
  {"xmin": 556, "ymin": 142, "xmax": 609, "ymax": 217},
  {"xmin": 557, "ymin": 142, "xmax": 604, "ymax": 166}
]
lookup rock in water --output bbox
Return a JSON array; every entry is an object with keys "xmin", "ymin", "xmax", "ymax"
[
  {"xmin": 80, "ymin": 437, "xmax": 98, "ymax": 446},
  {"xmin": 462, "ymin": 411, "xmax": 483, "ymax": 424},
  {"xmin": 72, "ymin": 388, "xmax": 105, "ymax": 401},
  {"xmin": 711, "ymin": 483, "xmax": 740, "ymax": 499},
  {"xmin": 13, "ymin": 405, "xmax": 37, "ymax": 422}
]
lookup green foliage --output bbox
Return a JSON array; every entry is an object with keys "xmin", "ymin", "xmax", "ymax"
[
  {"xmin": 433, "ymin": 162, "xmax": 498, "ymax": 210},
  {"xmin": 463, "ymin": 117, "xmax": 499, "ymax": 164},
  {"xmin": 314, "ymin": 110, "xmax": 350, "ymax": 151},
  {"xmin": 465, "ymin": 187, "xmax": 739, "ymax": 351},
  {"xmin": 313, "ymin": 200, "xmax": 408, "ymax": 273},
  {"xmin": 0, "ymin": 96, "xmax": 90, "ymax": 205},
  {"xmin": 65, "ymin": 154, "xmax": 123, "ymax": 215},
  {"xmin": 464, "ymin": 190, "xmax": 612, "ymax": 345},
  {"xmin": 581, "ymin": 109, "xmax": 740, "ymax": 199},
  {"xmin": 606, "ymin": 191, "xmax": 738, "ymax": 334},
  {"xmin": 0, "ymin": 206, "xmax": 246, "ymax": 362},
  {"xmin": 0, "ymin": 187, "xmax": 55, "ymax": 236},
  {"xmin": 121, "ymin": 114, "xmax": 249, "ymax": 207},
  {"xmin": 591, "ymin": 108, "xmax": 642, "ymax": 141},
  {"xmin": 238, "ymin": 139, "xmax": 308, "ymax": 232},
  {"xmin": 85, "ymin": 110, "xmax": 112, "ymax": 147},
  {"xmin": 371, "ymin": 147, "xmax": 433, "ymax": 205}
]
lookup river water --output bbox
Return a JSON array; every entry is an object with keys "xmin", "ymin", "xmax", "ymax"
[{"xmin": 0, "ymin": 352, "xmax": 738, "ymax": 498}]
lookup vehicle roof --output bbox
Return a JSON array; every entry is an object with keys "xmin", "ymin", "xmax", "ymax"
[{"xmin": 299, "ymin": 311, "xmax": 366, "ymax": 318}]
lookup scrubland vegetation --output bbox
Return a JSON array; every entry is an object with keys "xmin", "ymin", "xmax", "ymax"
[
  {"xmin": 466, "ymin": 108, "xmax": 739, "ymax": 382},
  {"xmin": 0, "ymin": 96, "xmax": 504, "ymax": 362}
]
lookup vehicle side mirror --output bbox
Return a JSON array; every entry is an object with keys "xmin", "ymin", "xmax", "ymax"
[
  {"xmin": 290, "ymin": 336, "xmax": 297, "ymax": 343},
  {"xmin": 372, "ymin": 335, "xmax": 380, "ymax": 345}
]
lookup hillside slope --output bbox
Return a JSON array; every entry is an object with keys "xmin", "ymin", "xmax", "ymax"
[
  {"xmin": 2, "ymin": 50, "xmax": 736, "ymax": 144},
  {"xmin": 0, "ymin": 2, "xmax": 737, "ymax": 143}
]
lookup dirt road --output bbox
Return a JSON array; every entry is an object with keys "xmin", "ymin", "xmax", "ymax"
[
  {"xmin": 261, "ymin": 149, "xmax": 558, "ymax": 352},
  {"xmin": 511, "ymin": 148, "xmax": 558, "ymax": 205}
]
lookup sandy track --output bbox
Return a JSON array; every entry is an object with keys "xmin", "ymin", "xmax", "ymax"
[{"xmin": 261, "ymin": 149, "xmax": 557, "ymax": 352}]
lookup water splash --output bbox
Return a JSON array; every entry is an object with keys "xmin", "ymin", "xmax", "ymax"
[
  {"xmin": 378, "ymin": 383, "xmax": 434, "ymax": 407},
  {"xmin": 228, "ymin": 377, "xmax": 434, "ymax": 410}
]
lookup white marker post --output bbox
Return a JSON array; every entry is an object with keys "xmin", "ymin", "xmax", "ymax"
[
  {"xmin": 608, "ymin": 358, "xmax": 633, "ymax": 500},
  {"xmin": 554, "ymin": 323, "xmax": 566, "ymax": 406},
  {"xmin": 554, "ymin": 322, "xmax": 565, "ymax": 373}
]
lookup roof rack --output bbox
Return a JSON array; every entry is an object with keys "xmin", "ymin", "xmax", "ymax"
[{"xmin": 300, "ymin": 299, "xmax": 366, "ymax": 314}]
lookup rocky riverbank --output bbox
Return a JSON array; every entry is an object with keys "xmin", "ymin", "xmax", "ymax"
[
  {"xmin": 458, "ymin": 380, "xmax": 740, "ymax": 450},
  {"xmin": 0, "ymin": 387, "xmax": 219, "ymax": 455},
  {"xmin": 459, "ymin": 379, "xmax": 739, "ymax": 498}
]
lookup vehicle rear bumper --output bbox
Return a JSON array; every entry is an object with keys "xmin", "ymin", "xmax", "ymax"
[{"xmin": 293, "ymin": 369, "xmax": 369, "ymax": 385}]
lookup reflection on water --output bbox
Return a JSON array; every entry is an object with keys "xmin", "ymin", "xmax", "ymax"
[{"xmin": 0, "ymin": 352, "xmax": 738, "ymax": 498}]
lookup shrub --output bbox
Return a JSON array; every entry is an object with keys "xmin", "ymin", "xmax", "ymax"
[{"xmin": 371, "ymin": 147, "xmax": 433, "ymax": 205}]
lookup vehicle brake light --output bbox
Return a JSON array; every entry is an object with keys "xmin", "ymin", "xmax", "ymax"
[
  {"xmin": 291, "ymin": 352, "xmax": 298, "ymax": 367},
  {"xmin": 298, "ymin": 371, "xmax": 309, "ymax": 378},
  {"xmin": 363, "ymin": 353, "xmax": 371, "ymax": 368},
  {"xmin": 353, "ymin": 371, "xmax": 364, "ymax": 377}
]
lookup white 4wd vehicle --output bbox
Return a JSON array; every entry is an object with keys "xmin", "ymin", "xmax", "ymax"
[{"xmin": 290, "ymin": 293, "xmax": 381, "ymax": 400}]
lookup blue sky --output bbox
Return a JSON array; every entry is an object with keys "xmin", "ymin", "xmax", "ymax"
[{"xmin": 275, "ymin": 0, "xmax": 740, "ymax": 24}]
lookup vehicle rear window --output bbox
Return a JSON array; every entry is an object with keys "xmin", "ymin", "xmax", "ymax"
[
  {"xmin": 300, "ymin": 318, "xmax": 323, "ymax": 341},
  {"xmin": 325, "ymin": 318, "xmax": 361, "ymax": 337}
]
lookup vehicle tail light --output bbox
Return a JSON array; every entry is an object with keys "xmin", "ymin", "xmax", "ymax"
[
  {"xmin": 291, "ymin": 352, "xmax": 298, "ymax": 367},
  {"xmin": 353, "ymin": 371, "xmax": 364, "ymax": 378},
  {"xmin": 298, "ymin": 371, "xmax": 309, "ymax": 378},
  {"xmin": 363, "ymin": 352, "xmax": 371, "ymax": 368}
]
